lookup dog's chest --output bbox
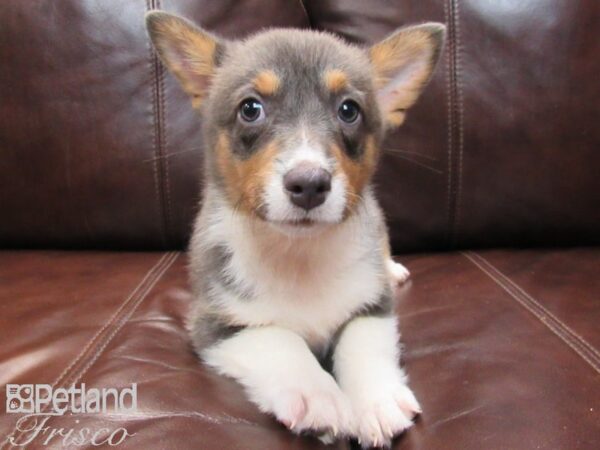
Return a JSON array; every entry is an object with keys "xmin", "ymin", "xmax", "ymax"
[{"xmin": 220, "ymin": 233, "xmax": 384, "ymax": 348}]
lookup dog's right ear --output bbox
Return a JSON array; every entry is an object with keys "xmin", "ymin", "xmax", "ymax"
[{"xmin": 145, "ymin": 11, "xmax": 224, "ymax": 108}]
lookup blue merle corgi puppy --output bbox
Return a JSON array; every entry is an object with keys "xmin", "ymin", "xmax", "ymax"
[{"xmin": 146, "ymin": 11, "xmax": 444, "ymax": 448}]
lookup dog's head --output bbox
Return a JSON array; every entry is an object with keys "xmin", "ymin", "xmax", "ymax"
[{"xmin": 146, "ymin": 12, "xmax": 444, "ymax": 234}]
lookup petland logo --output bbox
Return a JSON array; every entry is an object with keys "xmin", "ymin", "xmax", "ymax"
[{"xmin": 5, "ymin": 384, "xmax": 137, "ymax": 447}]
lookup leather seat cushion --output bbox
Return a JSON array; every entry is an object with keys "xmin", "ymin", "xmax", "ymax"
[{"xmin": 1, "ymin": 249, "xmax": 598, "ymax": 449}]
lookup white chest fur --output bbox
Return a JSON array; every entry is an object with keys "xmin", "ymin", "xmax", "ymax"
[{"xmin": 200, "ymin": 194, "xmax": 387, "ymax": 350}]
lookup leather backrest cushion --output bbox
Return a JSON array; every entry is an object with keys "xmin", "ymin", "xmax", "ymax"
[{"xmin": 1, "ymin": 0, "xmax": 598, "ymax": 250}]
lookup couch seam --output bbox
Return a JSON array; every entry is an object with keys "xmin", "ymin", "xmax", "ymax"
[
  {"xmin": 453, "ymin": 0, "xmax": 464, "ymax": 248},
  {"xmin": 76, "ymin": 411, "xmax": 259, "ymax": 426},
  {"xmin": 466, "ymin": 251, "xmax": 600, "ymax": 361},
  {"xmin": 1, "ymin": 252, "xmax": 178, "ymax": 449},
  {"xmin": 463, "ymin": 251, "xmax": 600, "ymax": 375},
  {"xmin": 62, "ymin": 253, "xmax": 179, "ymax": 389},
  {"xmin": 147, "ymin": 0, "xmax": 170, "ymax": 248},
  {"xmin": 443, "ymin": 0, "xmax": 453, "ymax": 248},
  {"xmin": 155, "ymin": 0, "xmax": 173, "ymax": 247},
  {"xmin": 444, "ymin": 0, "xmax": 464, "ymax": 248}
]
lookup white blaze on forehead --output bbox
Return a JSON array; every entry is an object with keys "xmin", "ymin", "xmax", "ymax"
[{"xmin": 284, "ymin": 129, "xmax": 331, "ymax": 172}]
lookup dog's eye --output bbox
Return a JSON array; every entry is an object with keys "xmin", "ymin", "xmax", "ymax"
[
  {"xmin": 338, "ymin": 100, "xmax": 361, "ymax": 124},
  {"xmin": 239, "ymin": 98, "xmax": 264, "ymax": 122}
]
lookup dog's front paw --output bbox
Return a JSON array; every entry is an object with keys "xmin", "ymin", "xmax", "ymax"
[
  {"xmin": 258, "ymin": 371, "xmax": 353, "ymax": 438},
  {"xmin": 349, "ymin": 377, "xmax": 421, "ymax": 448},
  {"xmin": 387, "ymin": 260, "xmax": 410, "ymax": 285}
]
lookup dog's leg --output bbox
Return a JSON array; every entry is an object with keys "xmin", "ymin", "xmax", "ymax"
[
  {"xmin": 333, "ymin": 315, "xmax": 420, "ymax": 448},
  {"xmin": 202, "ymin": 326, "xmax": 353, "ymax": 437},
  {"xmin": 381, "ymin": 234, "xmax": 410, "ymax": 287},
  {"xmin": 387, "ymin": 259, "xmax": 410, "ymax": 285}
]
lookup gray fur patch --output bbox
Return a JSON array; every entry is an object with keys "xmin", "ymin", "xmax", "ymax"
[
  {"xmin": 190, "ymin": 312, "xmax": 245, "ymax": 354},
  {"xmin": 206, "ymin": 244, "xmax": 256, "ymax": 302}
]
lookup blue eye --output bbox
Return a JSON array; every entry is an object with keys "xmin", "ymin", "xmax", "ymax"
[
  {"xmin": 338, "ymin": 100, "xmax": 361, "ymax": 123},
  {"xmin": 239, "ymin": 98, "xmax": 264, "ymax": 122}
]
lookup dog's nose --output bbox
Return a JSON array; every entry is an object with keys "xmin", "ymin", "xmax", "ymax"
[{"xmin": 283, "ymin": 164, "xmax": 332, "ymax": 211}]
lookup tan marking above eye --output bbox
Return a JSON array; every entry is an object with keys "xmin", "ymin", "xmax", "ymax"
[
  {"xmin": 323, "ymin": 69, "xmax": 348, "ymax": 93},
  {"xmin": 216, "ymin": 131, "xmax": 278, "ymax": 215},
  {"xmin": 252, "ymin": 70, "xmax": 281, "ymax": 96}
]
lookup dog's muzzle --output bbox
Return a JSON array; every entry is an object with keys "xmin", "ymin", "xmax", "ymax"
[{"xmin": 283, "ymin": 162, "xmax": 332, "ymax": 211}]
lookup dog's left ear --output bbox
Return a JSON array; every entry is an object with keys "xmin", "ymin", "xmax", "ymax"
[
  {"xmin": 369, "ymin": 23, "xmax": 445, "ymax": 127},
  {"xmin": 145, "ymin": 11, "xmax": 225, "ymax": 108}
]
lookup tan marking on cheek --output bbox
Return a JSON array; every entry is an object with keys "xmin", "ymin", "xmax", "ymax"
[
  {"xmin": 216, "ymin": 133, "xmax": 237, "ymax": 200},
  {"xmin": 252, "ymin": 70, "xmax": 280, "ymax": 96},
  {"xmin": 191, "ymin": 96, "xmax": 203, "ymax": 109},
  {"xmin": 323, "ymin": 69, "xmax": 348, "ymax": 93},
  {"xmin": 216, "ymin": 132, "xmax": 278, "ymax": 215},
  {"xmin": 331, "ymin": 136, "xmax": 379, "ymax": 212}
]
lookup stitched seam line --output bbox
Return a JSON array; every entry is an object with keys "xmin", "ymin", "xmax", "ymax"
[
  {"xmin": 59, "ymin": 252, "xmax": 178, "ymax": 385},
  {"xmin": 154, "ymin": 0, "xmax": 172, "ymax": 246},
  {"xmin": 2, "ymin": 252, "xmax": 178, "ymax": 449},
  {"xmin": 68, "ymin": 253, "xmax": 179, "ymax": 384},
  {"xmin": 465, "ymin": 252, "xmax": 600, "ymax": 360},
  {"xmin": 157, "ymin": 37, "xmax": 173, "ymax": 247},
  {"xmin": 444, "ymin": 0, "xmax": 455, "ymax": 247},
  {"xmin": 2, "ymin": 253, "xmax": 176, "ymax": 448},
  {"xmin": 7, "ymin": 253, "xmax": 178, "ymax": 448},
  {"xmin": 453, "ymin": 0, "xmax": 464, "ymax": 248},
  {"xmin": 444, "ymin": 0, "xmax": 463, "ymax": 248},
  {"xmin": 71, "ymin": 411, "xmax": 258, "ymax": 426},
  {"xmin": 463, "ymin": 251, "xmax": 600, "ymax": 375},
  {"xmin": 147, "ymin": 0, "xmax": 169, "ymax": 248},
  {"xmin": 18, "ymin": 253, "xmax": 180, "ymax": 449}
]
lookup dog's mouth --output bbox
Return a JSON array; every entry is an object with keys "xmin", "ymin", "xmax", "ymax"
[
  {"xmin": 255, "ymin": 207, "xmax": 319, "ymax": 228},
  {"xmin": 254, "ymin": 207, "xmax": 325, "ymax": 230},
  {"xmin": 266, "ymin": 217, "xmax": 336, "ymax": 236},
  {"xmin": 274, "ymin": 218, "xmax": 317, "ymax": 227}
]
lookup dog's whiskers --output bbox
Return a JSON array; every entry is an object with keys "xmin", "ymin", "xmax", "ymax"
[
  {"xmin": 144, "ymin": 147, "xmax": 201, "ymax": 163},
  {"xmin": 388, "ymin": 153, "xmax": 443, "ymax": 174},
  {"xmin": 385, "ymin": 148, "xmax": 438, "ymax": 162}
]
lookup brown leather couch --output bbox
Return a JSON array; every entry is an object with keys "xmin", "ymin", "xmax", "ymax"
[{"xmin": 1, "ymin": 1, "xmax": 598, "ymax": 449}]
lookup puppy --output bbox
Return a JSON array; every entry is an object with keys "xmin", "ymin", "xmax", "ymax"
[{"xmin": 146, "ymin": 12, "xmax": 444, "ymax": 448}]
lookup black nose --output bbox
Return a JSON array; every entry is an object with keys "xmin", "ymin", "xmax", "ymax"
[{"xmin": 283, "ymin": 164, "xmax": 332, "ymax": 211}]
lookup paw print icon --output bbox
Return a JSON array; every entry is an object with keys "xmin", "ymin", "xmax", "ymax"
[{"xmin": 6, "ymin": 385, "xmax": 35, "ymax": 413}]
